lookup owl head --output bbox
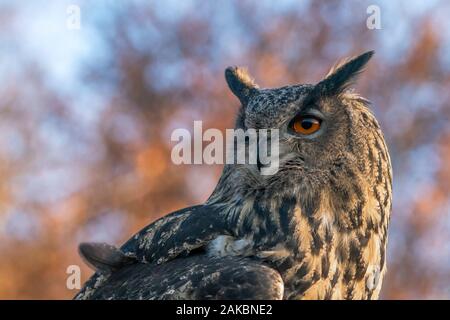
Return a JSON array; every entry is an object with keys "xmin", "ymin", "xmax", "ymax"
[{"xmin": 222, "ymin": 51, "xmax": 391, "ymax": 214}]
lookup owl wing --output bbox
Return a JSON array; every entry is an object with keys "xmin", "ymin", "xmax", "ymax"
[
  {"xmin": 120, "ymin": 204, "xmax": 235, "ymax": 264},
  {"xmin": 75, "ymin": 204, "xmax": 237, "ymax": 299},
  {"xmin": 76, "ymin": 255, "xmax": 284, "ymax": 300}
]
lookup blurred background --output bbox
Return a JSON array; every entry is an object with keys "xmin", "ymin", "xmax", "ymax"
[{"xmin": 0, "ymin": 0, "xmax": 449, "ymax": 299}]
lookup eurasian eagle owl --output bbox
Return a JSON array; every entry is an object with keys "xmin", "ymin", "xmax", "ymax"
[{"xmin": 75, "ymin": 51, "xmax": 392, "ymax": 300}]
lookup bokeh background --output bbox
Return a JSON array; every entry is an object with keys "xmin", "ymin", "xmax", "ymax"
[{"xmin": 0, "ymin": 0, "xmax": 449, "ymax": 299}]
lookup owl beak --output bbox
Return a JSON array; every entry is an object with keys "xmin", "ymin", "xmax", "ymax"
[
  {"xmin": 256, "ymin": 135, "xmax": 263, "ymax": 171},
  {"xmin": 255, "ymin": 131, "xmax": 280, "ymax": 176}
]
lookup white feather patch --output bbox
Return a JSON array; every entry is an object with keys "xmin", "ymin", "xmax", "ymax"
[{"xmin": 207, "ymin": 235, "xmax": 253, "ymax": 257}]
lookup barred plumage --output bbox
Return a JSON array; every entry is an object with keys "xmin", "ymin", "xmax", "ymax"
[{"xmin": 75, "ymin": 51, "xmax": 392, "ymax": 300}]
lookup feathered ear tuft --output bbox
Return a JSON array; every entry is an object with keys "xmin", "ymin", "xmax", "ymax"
[
  {"xmin": 316, "ymin": 51, "xmax": 374, "ymax": 96},
  {"xmin": 225, "ymin": 66, "xmax": 259, "ymax": 105}
]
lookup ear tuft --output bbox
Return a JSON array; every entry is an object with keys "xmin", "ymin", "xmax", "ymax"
[
  {"xmin": 317, "ymin": 50, "xmax": 374, "ymax": 95},
  {"xmin": 225, "ymin": 66, "xmax": 259, "ymax": 105}
]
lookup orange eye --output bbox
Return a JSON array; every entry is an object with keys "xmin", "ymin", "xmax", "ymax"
[{"xmin": 291, "ymin": 116, "xmax": 321, "ymax": 135}]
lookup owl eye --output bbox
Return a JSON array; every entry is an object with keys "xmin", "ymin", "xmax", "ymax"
[{"xmin": 291, "ymin": 116, "xmax": 322, "ymax": 135}]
